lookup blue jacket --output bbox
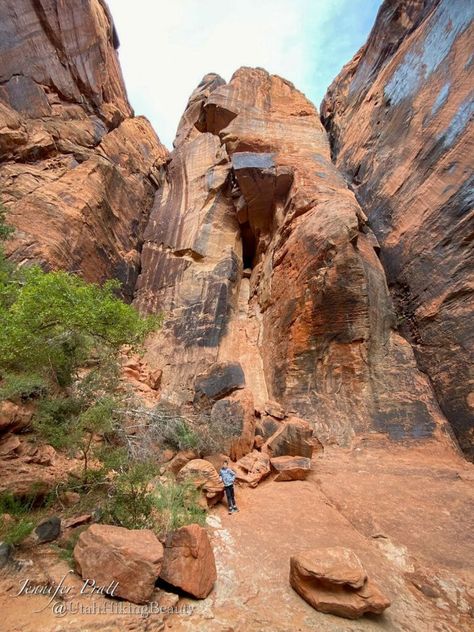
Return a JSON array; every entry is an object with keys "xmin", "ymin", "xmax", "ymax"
[{"xmin": 220, "ymin": 467, "xmax": 236, "ymax": 487}]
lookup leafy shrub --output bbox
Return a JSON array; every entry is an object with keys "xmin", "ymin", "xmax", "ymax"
[
  {"xmin": 101, "ymin": 461, "xmax": 159, "ymax": 530},
  {"xmin": 101, "ymin": 461, "xmax": 206, "ymax": 535}
]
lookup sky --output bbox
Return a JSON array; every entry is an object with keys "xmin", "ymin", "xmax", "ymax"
[{"xmin": 107, "ymin": 0, "xmax": 382, "ymax": 148}]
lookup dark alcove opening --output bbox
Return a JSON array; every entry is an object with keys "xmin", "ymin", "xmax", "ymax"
[{"xmin": 240, "ymin": 221, "xmax": 257, "ymax": 270}]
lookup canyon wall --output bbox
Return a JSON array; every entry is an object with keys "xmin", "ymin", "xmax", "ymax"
[
  {"xmin": 0, "ymin": 0, "xmax": 168, "ymax": 298},
  {"xmin": 321, "ymin": 0, "xmax": 473, "ymax": 456},
  {"xmin": 136, "ymin": 67, "xmax": 455, "ymax": 449}
]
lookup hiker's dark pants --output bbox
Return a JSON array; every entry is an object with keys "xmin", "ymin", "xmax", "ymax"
[{"xmin": 224, "ymin": 484, "xmax": 235, "ymax": 507}]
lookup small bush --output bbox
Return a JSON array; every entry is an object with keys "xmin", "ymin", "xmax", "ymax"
[
  {"xmin": 101, "ymin": 461, "xmax": 159, "ymax": 530},
  {"xmin": 152, "ymin": 479, "xmax": 206, "ymax": 534},
  {"xmin": 0, "ymin": 372, "xmax": 48, "ymax": 402},
  {"xmin": 0, "ymin": 517, "xmax": 34, "ymax": 545},
  {"xmin": 0, "ymin": 492, "xmax": 38, "ymax": 545}
]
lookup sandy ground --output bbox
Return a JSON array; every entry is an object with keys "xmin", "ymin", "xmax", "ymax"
[{"xmin": 1, "ymin": 442, "xmax": 473, "ymax": 632}]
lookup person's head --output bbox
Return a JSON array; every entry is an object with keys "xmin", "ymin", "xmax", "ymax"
[{"xmin": 223, "ymin": 459, "xmax": 228, "ymax": 468}]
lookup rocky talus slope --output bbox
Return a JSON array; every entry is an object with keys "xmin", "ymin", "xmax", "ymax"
[
  {"xmin": 321, "ymin": 0, "xmax": 474, "ymax": 457},
  {"xmin": 0, "ymin": 0, "xmax": 169, "ymax": 298}
]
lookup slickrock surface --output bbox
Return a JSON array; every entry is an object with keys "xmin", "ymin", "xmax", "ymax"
[
  {"xmin": 137, "ymin": 66, "xmax": 457, "ymax": 451},
  {"xmin": 0, "ymin": 0, "xmax": 168, "ymax": 297},
  {"xmin": 321, "ymin": 0, "xmax": 474, "ymax": 457}
]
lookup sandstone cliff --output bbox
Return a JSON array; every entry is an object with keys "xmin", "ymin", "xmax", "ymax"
[
  {"xmin": 321, "ymin": 0, "xmax": 473, "ymax": 456},
  {"xmin": 0, "ymin": 0, "xmax": 169, "ymax": 298},
  {"xmin": 136, "ymin": 67, "xmax": 456, "ymax": 450}
]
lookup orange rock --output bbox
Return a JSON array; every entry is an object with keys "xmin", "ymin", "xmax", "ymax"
[
  {"xmin": 74, "ymin": 524, "xmax": 163, "ymax": 604},
  {"xmin": 263, "ymin": 417, "xmax": 314, "ymax": 459},
  {"xmin": 159, "ymin": 524, "xmax": 216, "ymax": 599},
  {"xmin": 321, "ymin": 0, "xmax": 473, "ymax": 458},
  {"xmin": 0, "ymin": 401, "xmax": 33, "ymax": 434},
  {"xmin": 270, "ymin": 455, "xmax": 312, "ymax": 481},
  {"xmin": 0, "ymin": 1, "xmax": 169, "ymax": 296},
  {"xmin": 290, "ymin": 547, "xmax": 391, "ymax": 619},
  {"xmin": 235, "ymin": 450, "xmax": 271, "ymax": 487},
  {"xmin": 0, "ymin": 434, "xmax": 21, "ymax": 458},
  {"xmin": 165, "ymin": 450, "xmax": 197, "ymax": 475},
  {"xmin": 177, "ymin": 459, "xmax": 224, "ymax": 506}
]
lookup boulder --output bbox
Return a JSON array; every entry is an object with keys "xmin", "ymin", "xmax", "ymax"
[
  {"xmin": 0, "ymin": 401, "xmax": 33, "ymax": 434},
  {"xmin": 264, "ymin": 400, "xmax": 286, "ymax": 420},
  {"xmin": 290, "ymin": 547, "xmax": 391, "ymax": 619},
  {"xmin": 256, "ymin": 415, "xmax": 282, "ymax": 441},
  {"xmin": 74, "ymin": 524, "xmax": 163, "ymax": 604},
  {"xmin": 160, "ymin": 524, "xmax": 216, "ymax": 598},
  {"xmin": 62, "ymin": 514, "xmax": 92, "ymax": 529},
  {"xmin": 194, "ymin": 362, "xmax": 245, "ymax": 403},
  {"xmin": 35, "ymin": 516, "xmax": 61, "ymax": 543},
  {"xmin": 165, "ymin": 449, "xmax": 197, "ymax": 475},
  {"xmin": 210, "ymin": 388, "xmax": 256, "ymax": 461},
  {"xmin": 0, "ymin": 434, "xmax": 21, "ymax": 458},
  {"xmin": 263, "ymin": 417, "xmax": 314, "ymax": 458},
  {"xmin": 60, "ymin": 491, "xmax": 81, "ymax": 507},
  {"xmin": 25, "ymin": 444, "xmax": 56, "ymax": 466},
  {"xmin": 177, "ymin": 459, "xmax": 224, "ymax": 506},
  {"xmin": 270, "ymin": 455, "xmax": 312, "ymax": 481},
  {"xmin": 235, "ymin": 450, "xmax": 271, "ymax": 487}
]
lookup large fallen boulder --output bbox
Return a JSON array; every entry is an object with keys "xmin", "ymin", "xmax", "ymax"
[
  {"xmin": 263, "ymin": 417, "xmax": 314, "ymax": 458},
  {"xmin": 74, "ymin": 524, "xmax": 163, "ymax": 604},
  {"xmin": 177, "ymin": 459, "xmax": 224, "ymax": 506},
  {"xmin": 194, "ymin": 361, "xmax": 245, "ymax": 403},
  {"xmin": 210, "ymin": 388, "xmax": 256, "ymax": 461},
  {"xmin": 234, "ymin": 450, "xmax": 271, "ymax": 487},
  {"xmin": 270, "ymin": 455, "xmax": 312, "ymax": 481},
  {"xmin": 290, "ymin": 547, "xmax": 391, "ymax": 619},
  {"xmin": 160, "ymin": 523, "xmax": 216, "ymax": 598}
]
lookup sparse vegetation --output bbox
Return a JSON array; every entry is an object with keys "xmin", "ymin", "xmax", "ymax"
[{"xmin": 0, "ymin": 206, "xmax": 206, "ymax": 547}]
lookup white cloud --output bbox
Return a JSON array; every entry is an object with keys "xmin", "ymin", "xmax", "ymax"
[{"xmin": 107, "ymin": 0, "xmax": 381, "ymax": 148}]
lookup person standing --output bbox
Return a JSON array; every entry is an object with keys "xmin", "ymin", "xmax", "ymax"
[{"xmin": 219, "ymin": 459, "xmax": 239, "ymax": 514}]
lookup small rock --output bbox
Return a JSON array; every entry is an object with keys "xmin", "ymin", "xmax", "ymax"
[
  {"xmin": 62, "ymin": 514, "xmax": 92, "ymax": 529},
  {"xmin": 26, "ymin": 444, "xmax": 56, "ymax": 466},
  {"xmin": 264, "ymin": 400, "xmax": 286, "ymax": 420},
  {"xmin": 253, "ymin": 434, "xmax": 264, "ymax": 450},
  {"xmin": 35, "ymin": 516, "xmax": 61, "ymax": 543},
  {"xmin": 0, "ymin": 434, "xmax": 21, "ymax": 458},
  {"xmin": 60, "ymin": 491, "xmax": 81, "ymax": 507},
  {"xmin": 0, "ymin": 542, "xmax": 12, "ymax": 568}
]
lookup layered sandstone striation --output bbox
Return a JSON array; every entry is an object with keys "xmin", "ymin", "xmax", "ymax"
[
  {"xmin": 0, "ymin": 0, "xmax": 169, "ymax": 297},
  {"xmin": 137, "ymin": 66, "xmax": 457, "ymax": 449},
  {"xmin": 321, "ymin": 0, "xmax": 473, "ymax": 456}
]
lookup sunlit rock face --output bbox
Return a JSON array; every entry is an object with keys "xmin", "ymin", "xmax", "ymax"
[
  {"xmin": 137, "ymin": 66, "xmax": 456, "ymax": 450},
  {"xmin": 0, "ymin": 0, "xmax": 169, "ymax": 297},
  {"xmin": 321, "ymin": 0, "xmax": 473, "ymax": 457}
]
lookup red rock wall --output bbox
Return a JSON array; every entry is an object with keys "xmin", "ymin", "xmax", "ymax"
[
  {"xmin": 138, "ymin": 67, "xmax": 456, "ymax": 450},
  {"xmin": 0, "ymin": 0, "xmax": 169, "ymax": 297},
  {"xmin": 321, "ymin": 0, "xmax": 473, "ymax": 456}
]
